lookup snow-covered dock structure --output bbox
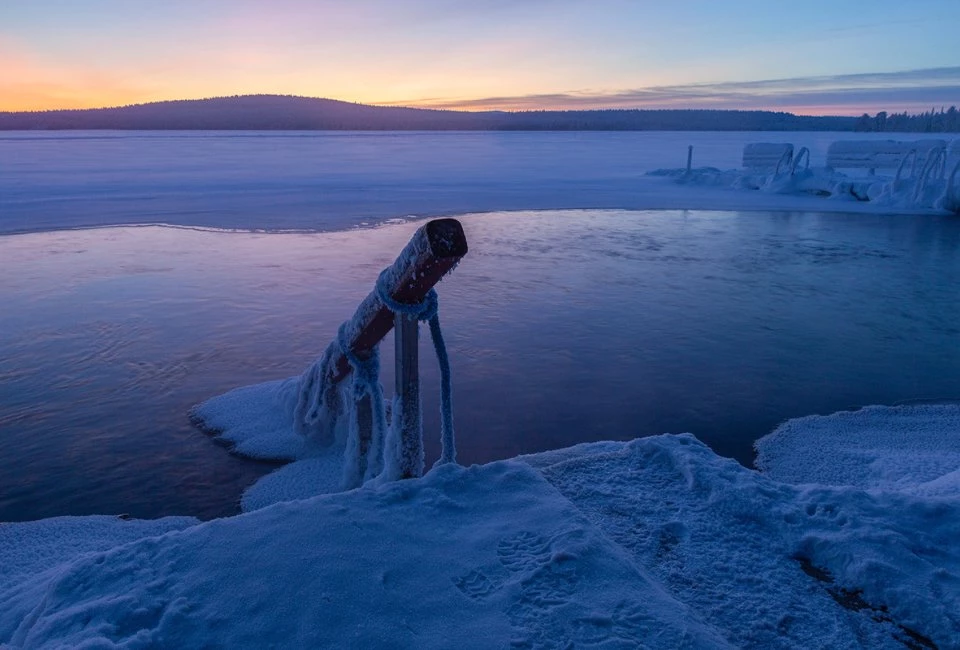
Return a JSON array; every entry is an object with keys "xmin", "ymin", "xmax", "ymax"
[{"xmin": 652, "ymin": 138, "xmax": 960, "ymax": 214}]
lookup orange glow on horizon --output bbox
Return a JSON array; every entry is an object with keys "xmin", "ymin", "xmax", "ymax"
[
  {"xmin": 0, "ymin": 42, "xmax": 945, "ymax": 119},
  {"xmin": 0, "ymin": 89, "xmax": 918, "ymax": 118}
]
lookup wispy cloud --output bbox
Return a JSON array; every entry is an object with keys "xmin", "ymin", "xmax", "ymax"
[{"xmin": 385, "ymin": 68, "xmax": 960, "ymax": 115}]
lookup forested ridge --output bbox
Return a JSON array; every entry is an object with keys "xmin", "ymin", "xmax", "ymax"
[
  {"xmin": 2, "ymin": 94, "xmax": 956, "ymax": 131},
  {"xmin": 854, "ymin": 107, "xmax": 960, "ymax": 133}
]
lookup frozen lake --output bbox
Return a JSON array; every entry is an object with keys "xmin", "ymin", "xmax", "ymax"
[
  {"xmin": 0, "ymin": 129, "xmax": 930, "ymax": 235},
  {"xmin": 2, "ymin": 209, "xmax": 959, "ymax": 522}
]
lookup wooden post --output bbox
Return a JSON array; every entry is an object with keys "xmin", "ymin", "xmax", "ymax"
[
  {"xmin": 329, "ymin": 218, "xmax": 468, "ymax": 385},
  {"xmin": 394, "ymin": 313, "xmax": 421, "ymax": 478},
  {"xmin": 686, "ymin": 145, "xmax": 693, "ymax": 174}
]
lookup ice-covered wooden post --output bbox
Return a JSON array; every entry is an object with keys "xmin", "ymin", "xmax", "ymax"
[{"xmin": 330, "ymin": 218, "xmax": 467, "ymax": 478}]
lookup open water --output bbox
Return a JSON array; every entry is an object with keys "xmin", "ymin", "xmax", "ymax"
[{"xmin": 2, "ymin": 209, "xmax": 959, "ymax": 521}]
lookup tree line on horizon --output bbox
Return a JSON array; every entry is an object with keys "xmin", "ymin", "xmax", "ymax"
[
  {"xmin": 1, "ymin": 95, "xmax": 957, "ymax": 132},
  {"xmin": 854, "ymin": 107, "xmax": 960, "ymax": 133}
]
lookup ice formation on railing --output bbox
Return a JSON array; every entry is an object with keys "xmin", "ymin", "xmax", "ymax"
[
  {"xmin": 285, "ymin": 273, "xmax": 455, "ymax": 490},
  {"xmin": 190, "ymin": 218, "xmax": 466, "ymax": 507},
  {"xmin": 939, "ymin": 160, "xmax": 960, "ymax": 214}
]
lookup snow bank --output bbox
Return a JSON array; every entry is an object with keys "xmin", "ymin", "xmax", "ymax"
[
  {"xmin": 532, "ymin": 434, "xmax": 960, "ymax": 648},
  {"xmin": 755, "ymin": 404, "xmax": 960, "ymax": 496},
  {"xmin": 186, "ymin": 373, "xmax": 960, "ymax": 646},
  {"xmin": 0, "ymin": 461, "xmax": 728, "ymax": 649},
  {"xmin": 239, "ymin": 455, "xmax": 344, "ymax": 512},
  {"xmin": 3, "ymin": 432, "xmax": 957, "ymax": 648},
  {"xmin": 0, "ymin": 515, "xmax": 198, "ymax": 590}
]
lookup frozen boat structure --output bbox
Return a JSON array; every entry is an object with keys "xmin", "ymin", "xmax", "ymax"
[{"xmin": 651, "ymin": 138, "xmax": 960, "ymax": 213}]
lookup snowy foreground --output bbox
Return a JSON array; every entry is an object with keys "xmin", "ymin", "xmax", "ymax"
[{"xmin": 2, "ymin": 401, "xmax": 958, "ymax": 648}]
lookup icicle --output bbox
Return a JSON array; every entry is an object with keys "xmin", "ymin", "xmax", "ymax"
[
  {"xmin": 336, "ymin": 322, "xmax": 389, "ymax": 489},
  {"xmin": 292, "ymin": 341, "xmax": 340, "ymax": 446},
  {"xmin": 914, "ymin": 146, "xmax": 947, "ymax": 205},
  {"xmin": 379, "ymin": 394, "xmax": 407, "ymax": 482}
]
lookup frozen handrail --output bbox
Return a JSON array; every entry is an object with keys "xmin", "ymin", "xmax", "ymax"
[
  {"xmin": 827, "ymin": 140, "xmax": 947, "ymax": 175},
  {"xmin": 300, "ymin": 218, "xmax": 468, "ymax": 486},
  {"xmin": 329, "ymin": 218, "xmax": 467, "ymax": 385},
  {"xmin": 948, "ymin": 140, "xmax": 960, "ymax": 174},
  {"xmin": 791, "ymin": 147, "xmax": 810, "ymax": 175},
  {"xmin": 941, "ymin": 160, "xmax": 960, "ymax": 214},
  {"xmin": 742, "ymin": 143, "xmax": 793, "ymax": 172},
  {"xmin": 894, "ymin": 149, "xmax": 919, "ymax": 189},
  {"xmin": 774, "ymin": 148, "xmax": 793, "ymax": 176},
  {"xmin": 914, "ymin": 146, "xmax": 948, "ymax": 204}
]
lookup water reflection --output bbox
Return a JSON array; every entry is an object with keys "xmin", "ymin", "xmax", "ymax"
[{"xmin": 1, "ymin": 210, "xmax": 959, "ymax": 522}]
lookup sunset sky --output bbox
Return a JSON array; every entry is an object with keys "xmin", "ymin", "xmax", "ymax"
[{"xmin": 2, "ymin": 0, "xmax": 958, "ymax": 115}]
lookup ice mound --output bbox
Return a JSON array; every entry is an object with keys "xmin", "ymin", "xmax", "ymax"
[
  {"xmin": 0, "ymin": 461, "xmax": 728, "ymax": 649},
  {"xmin": 190, "ymin": 378, "xmax": 305, "ymax": 462},
  {"xmin": 755, "ymin": 404, "xmax": 960, "ymax": 496},
  {"xmin": 533, "ymin": 434, "xmax": 960, "ymax": 648},
  {"xmin": 0, "ymin": 515, "xmax": 198, "ymax": 591}
]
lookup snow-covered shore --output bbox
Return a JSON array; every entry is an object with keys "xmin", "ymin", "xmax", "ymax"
[{"xmin": 2, "ymin": 405, "xmax": 958, "ymax": 648}]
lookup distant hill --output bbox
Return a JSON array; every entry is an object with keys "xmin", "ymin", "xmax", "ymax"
[{"xmin": 0, "ymin": 94, "xmax": 859, "ymax": 131}]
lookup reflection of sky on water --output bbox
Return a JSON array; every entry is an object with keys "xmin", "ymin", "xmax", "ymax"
[{"xmin": 2, "ymin": 210, "xmax": 959, "ymax": 522}]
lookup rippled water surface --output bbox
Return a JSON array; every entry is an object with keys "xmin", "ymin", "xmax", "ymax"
[{"xmin": 2, "ymin": 210, "xmax": 959, "ymax": 521}]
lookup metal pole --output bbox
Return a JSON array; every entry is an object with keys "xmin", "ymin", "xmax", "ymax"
[
  {"xmin": 394, "ymin": 313, "xmax": 422, "ymax": 478},
  {"xmin": 353, "ymin": 394, "xmax": 373, "ymax": 481}
]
